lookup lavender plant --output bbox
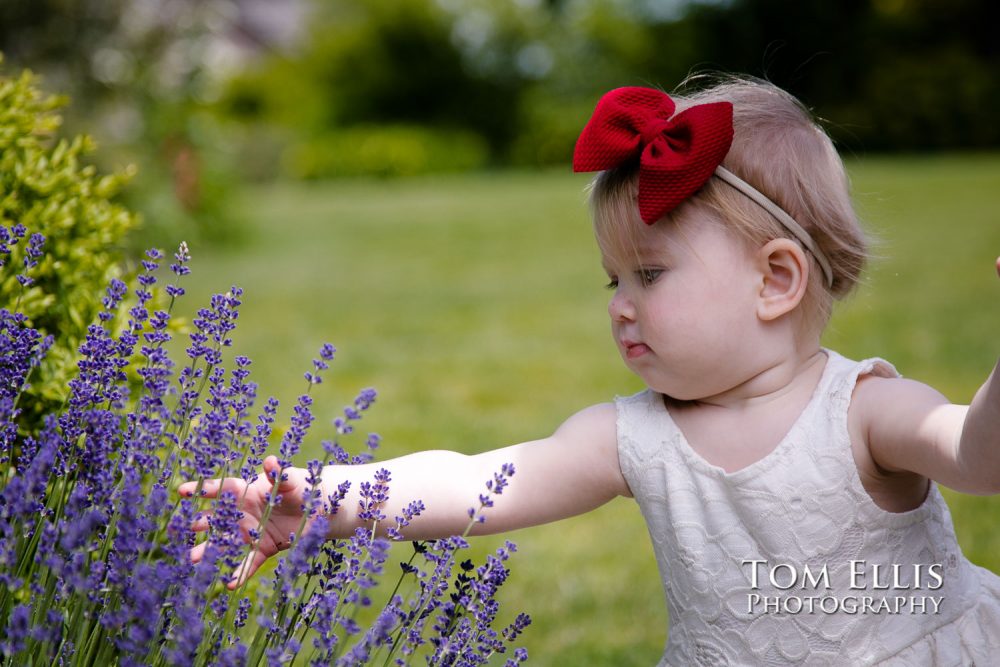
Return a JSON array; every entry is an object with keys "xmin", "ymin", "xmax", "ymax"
[{"xmin": 0, "ymin": 228, "xmax": 530, "ymax": 666}]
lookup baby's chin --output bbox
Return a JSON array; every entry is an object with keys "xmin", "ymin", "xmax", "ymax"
[
  {"xmin": 641, "ymin": 378, "xmax": 705, "ymax": 403},
  {"xmin": 655, "ymin": 389, "xmax": 704, "ymax": 404}
]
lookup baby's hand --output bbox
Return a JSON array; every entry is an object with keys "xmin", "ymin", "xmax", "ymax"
[
  {"xmin": 995, "ymin": 256, "xmax": 999, "ymax": 278},
  {"xmin": 177, "ymin": 456, "xmax": 313, "ymax": 589}
]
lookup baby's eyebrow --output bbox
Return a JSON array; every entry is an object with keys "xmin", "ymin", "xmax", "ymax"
[{"xmin": 603, "ymin": 247, "xmax": 670, "ymax": 269}]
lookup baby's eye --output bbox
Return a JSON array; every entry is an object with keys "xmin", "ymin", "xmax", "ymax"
[
  {"xmin": 604, "ymin": 277, "xmax": 619, "ymax": 290},
  {"xmin": 637, "ymin": 268, "xmax": 663, "ymax": 286}
]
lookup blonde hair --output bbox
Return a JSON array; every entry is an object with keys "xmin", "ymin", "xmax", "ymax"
[{"xmin": 589, "ymin": 75, "xmax": 868, "ymax": 332}]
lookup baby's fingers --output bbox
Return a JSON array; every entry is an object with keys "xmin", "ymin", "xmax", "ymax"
[
  {"xmin": 262, "ymin": 455, "xmax": 301, "ymax": 494},
  {"xmin": 227, "ymin": 549, "xmax": 270, "ymax": 590},
  {"xmin": 190, "ymin": 511, "xmax": 211, "ymax": 533},
  {"xmin": 177, "ymin": 477, "xmax": 246, "ymax": 499},
  {"xmin": 189, "ymin": 540, "xmax": 208, "ymax": 564},
  {"xmin": 176, "ymin": 480, "xmax": 199, "ymax": 497}
]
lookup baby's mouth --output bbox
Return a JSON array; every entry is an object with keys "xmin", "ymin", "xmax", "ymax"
[{"xmin": 622, "ymin": 340, "xmax": 651, "ymax": 359}]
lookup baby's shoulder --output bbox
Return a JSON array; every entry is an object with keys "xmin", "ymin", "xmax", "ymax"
[
  {"xmin": 558, "ymin": 401, "xmax": 618, "ymax": 431},
  {"xmin": 847, "ymin": 372, "xmax": 957, "ymax": 511},
  {"xmin": 552, "ymin": 402, "xmax": 619, "ymax": 458},
  {"xmin": 550, "ymin": 402, "xmax": 631, "ymax": 497},
  {"xmin": 848, "ymin": 373, "xmax": 950, "ymax": 429},
  {"xmin": 847, "ymin": 371, "xmax": 951, "ymax": 455}
]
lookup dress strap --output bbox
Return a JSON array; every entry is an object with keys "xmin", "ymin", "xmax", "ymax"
[
  {"xmin": 822, "ymin": 349, "xmax": 900, "ymax": 417},
  {"xmin": 615, "ymin": 389, "xmax": 677, "ymax": 495}
]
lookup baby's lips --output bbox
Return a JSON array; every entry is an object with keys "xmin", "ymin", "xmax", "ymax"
[{"xmin": 621, "ymin": 338, "xmax": 651, "ymax": 359}]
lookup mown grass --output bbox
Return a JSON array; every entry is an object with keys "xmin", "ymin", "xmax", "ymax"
[{"xmin": 172, "ymin": 153, "xmax": 1000, "ymax": 665}]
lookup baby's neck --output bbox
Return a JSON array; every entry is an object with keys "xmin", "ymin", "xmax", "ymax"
[
  {"xmin": 664, "ymin": 347, "xmax": 828, "ymax": 473},
  {"xmin": 685, "ymin": 345, "xmax": 826, "ymax": 410}
]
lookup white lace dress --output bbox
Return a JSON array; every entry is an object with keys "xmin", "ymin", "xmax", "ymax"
[{"xmin": 616, "ymin": 349, "xmax": 1000, "ymax": 666}]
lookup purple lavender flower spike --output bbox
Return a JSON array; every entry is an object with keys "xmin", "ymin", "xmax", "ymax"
[
  {"xmin": 217, "ymin": 644, "xmax": 248, "ymax": 667},
  {"xmin": 354, "ymin": 387, "xmax": 377, "ymax": 411},
  {"xmin": 15, "ymin": 232, "xmax": 45, "ymax": 288},
  {"xmin": 277, "ymin": 393, "xmax": 315, "ymax": 469},
  {"xmin": 358, "ymin": 468, "xmax": 391, "ymax": 523},
  {"xmin": 502, "ymin": 613, "xmax": 532, "ymax": 643},
  {"xmin": 171, "ymin": 241, "xmax": 191, "ymax": 276},
  {"xmin": 321, "ymin": 438, "xmax": 351, "ymax": 466},
  {"xmin": 466, "ymin": 463, "xmax": 516, "ymax": 527},
  {"xmin": 128, "ymin": 248, "xmax": 162, "ymax": 332},
  {"xmin": 242, "ymin": 396, "xmax": 279, "ymax": 483},
  {"xmin": 1, "ymin": 604, "xmax": 30, "ymax": 656},
  {"xmin": 25, "ymin": 232, "xmax": 45, "ymax": 263},
  {"xmin": 325, "ymin": 479, "xmax": 351, "ymax": 517},
  {"xmin": 0, "ymin": 225, "xmax": 11, "ymax": 268},
  {"xmin": 388, "ymin": 500, "xmax": 426, "ymax": 540},
  {"xmin": 505, "ymin": 647, "xmax": 529, "ymax": 665},
  {"xmin": 184, "ymin": 365, "xmax": 234, "ymax": 479},
  {"xmin": 166, "ymin": 241, "xmax": 191, "ymax": 299},
  {"xmin": 0, "ymin": 308, "xmax": 50, "ymax": 456},
  {"xmin": 304, "ymin": 342, "xmax": 337, "ymax": 387},
  {"xmin": 302, "ymin": 459, "xmax": 330, "ymax": 517},
  {"xmin": 234, "ymin": 597, "xmax": 252, "ymax": 630},
  {"xmin": 284, "ymin": 515, "xmax": 328, "ymax": 580},
  {"xmin": 209, "ymin": 490, "xmax": 249, "ymax": 572},
  {"xmin": 340, "ymin": 594, "xmax": 402, "ymax": 664},
  {"xmin": 101, "ymin": 278, "xmax": 128, "ymax": 322},
  {"xmin": 163, "ymin": 545, "xmax": 217, "ymax": 665},
  {"xmin": 334, "ymin": 416, "xmax": 352, "ymax": 436}
]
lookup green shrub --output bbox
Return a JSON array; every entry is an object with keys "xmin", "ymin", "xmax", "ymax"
[
  {"xmin": 283, "ymin": 124, "xmax": 490, "ymax": 179},
  {"xmin": 0, "ymin": 60, "xmax": 139, "ymax": 426}
]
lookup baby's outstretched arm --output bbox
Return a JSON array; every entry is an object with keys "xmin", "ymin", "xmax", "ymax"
[
  {"xmin": 852, "ymin": 257, "xmax": 1000, "ymax": 495},
  {"xmin": 180, "ymin": 402, "xmax": 626, "ymax": 585}
]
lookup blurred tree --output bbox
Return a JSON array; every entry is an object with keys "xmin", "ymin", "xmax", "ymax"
[
  {"xmin": 216, "ymin": 0, "xmax": 1000, "ymax": 176},
  {"xmin": 26, "ymin": 0, "xmax": 987, "ymax": 186},
  {"xmin": 224, "ymin": 0, "xmax": 538, "ymax": 161},
  {"xmin": 682, "ymin": 0, "xmax": 1000, "ymax": 150},
  {"xmin": 0, "ymin": 0, "xmax": 308, "ymax": 245}
]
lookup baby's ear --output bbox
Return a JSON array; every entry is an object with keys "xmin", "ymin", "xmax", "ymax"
[{"xmin": 756, "ymin": 239, "xmax": 809, "ymax": 321}]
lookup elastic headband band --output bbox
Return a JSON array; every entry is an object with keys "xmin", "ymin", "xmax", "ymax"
[
  {"xmin": 573, "ymin": 86, "xmax": 835, "ymax": 288},
  {"xmin": 713, "ymin": 166, "xmax": 834, "ymax": 287}
]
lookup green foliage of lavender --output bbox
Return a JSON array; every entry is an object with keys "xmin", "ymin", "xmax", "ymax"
[
  {"xmin": 0, "ymin": 59, "xmax": 140, "ymax": 428},
  {"xmin": 0, "ymin": 229, "xmax": 530, "ymax": 665}
]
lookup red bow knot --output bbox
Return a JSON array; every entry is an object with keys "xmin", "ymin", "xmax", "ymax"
[{"xmin": 573, "ymin": 87, "xmax": 734, "ymax": 225}]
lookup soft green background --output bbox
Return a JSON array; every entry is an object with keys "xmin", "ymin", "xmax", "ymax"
[{"xmin": 170, "ymin": 154, "xmax": 1000, "ymax": 665}]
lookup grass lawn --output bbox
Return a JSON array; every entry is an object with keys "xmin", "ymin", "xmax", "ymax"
[{"xmin": 170, "ymin": 153, "xmax": 1000, "ymax": 665}]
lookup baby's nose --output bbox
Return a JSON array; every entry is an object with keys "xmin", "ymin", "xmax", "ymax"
[{"xmin": 608, "ymin": 291, "xmax": 636, "ymax": 322}]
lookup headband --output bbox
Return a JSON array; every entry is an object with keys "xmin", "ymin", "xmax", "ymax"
[{"xmin": 573, "ymin": 86, "xmax": 834, "ymax": 287}]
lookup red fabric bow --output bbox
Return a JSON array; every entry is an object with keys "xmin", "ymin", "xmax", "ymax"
[{"xmin": 573, "ymin": 87, "xmax": 734, "ymax": 225}]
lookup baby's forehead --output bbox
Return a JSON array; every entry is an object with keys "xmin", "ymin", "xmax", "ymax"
[{"xmin": 598, "ymin": 213, "xmax": 752, "ymax": 269}]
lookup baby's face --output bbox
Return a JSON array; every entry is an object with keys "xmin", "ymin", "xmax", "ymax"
[{"xmin": 601, "ymin": 209, "xmax": 767, "ymax": 401}]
